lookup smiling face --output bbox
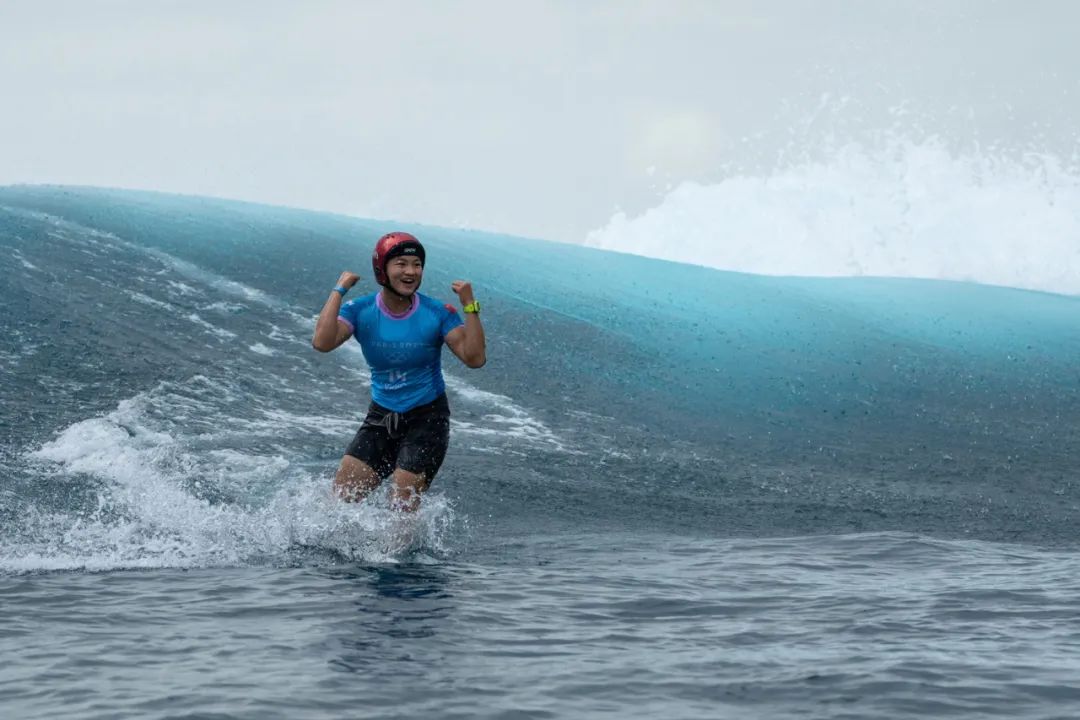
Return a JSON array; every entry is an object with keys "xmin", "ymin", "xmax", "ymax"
[{"xmin": 384, "ymin": 255, "xmax": 424, "ymax": 296}]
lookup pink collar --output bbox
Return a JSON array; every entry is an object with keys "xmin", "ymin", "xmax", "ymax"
[{"xmin": 377, "ymin": 292, "xmax": 419, "ymax": 320}]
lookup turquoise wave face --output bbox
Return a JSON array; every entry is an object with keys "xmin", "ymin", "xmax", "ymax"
[{"xmin": 1, "ymin": 185, "xmax": 1079, "ymax": 562}]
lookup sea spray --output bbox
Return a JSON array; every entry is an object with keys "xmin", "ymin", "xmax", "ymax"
[{"xmin": 588, "ymin": 135, "xmax": 1080, "ymax": 295}]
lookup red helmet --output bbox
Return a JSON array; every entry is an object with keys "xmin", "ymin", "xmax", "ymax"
[{"xmin": 371, "ymin": 232, "xmax": 425, "ymax": 286}]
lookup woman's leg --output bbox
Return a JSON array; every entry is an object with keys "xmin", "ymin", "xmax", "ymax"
[{"xmin": 334, "ymin": 455, "xmax": 382, "ymax": 502}]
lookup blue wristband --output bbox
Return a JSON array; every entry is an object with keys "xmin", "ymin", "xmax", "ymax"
[{"xmin": 333, "ymin": 285, "xmax": 348, "ymax": 297}]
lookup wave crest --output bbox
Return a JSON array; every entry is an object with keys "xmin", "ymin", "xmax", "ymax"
[{"xmin": 587, "ymin": 136, "xmax": 1080, "ymax": 295}]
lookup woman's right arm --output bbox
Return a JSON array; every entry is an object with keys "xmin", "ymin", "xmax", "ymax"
[{"xmin": 312, "ymin": 271, "xmax": 360, "ymax": 352}]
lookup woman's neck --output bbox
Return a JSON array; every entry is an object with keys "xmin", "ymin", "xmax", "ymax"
[{"xmin": 380, "ymin": 288, "xmax": 415, "ymax": 315}]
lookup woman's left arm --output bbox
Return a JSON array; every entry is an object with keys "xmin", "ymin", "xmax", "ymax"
[{"xmin": 445, "ymin": 281, "xmax": 486, "ymax": 368}]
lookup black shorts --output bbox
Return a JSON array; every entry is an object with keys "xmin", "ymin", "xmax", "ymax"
[{"xmin": 344, "ymin": 394, "xmax": 451, "ymax": 481}]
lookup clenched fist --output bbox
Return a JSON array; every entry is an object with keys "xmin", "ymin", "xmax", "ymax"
[
  {"xmin": 451, "ymin": 281, "xmax": 475, "ymax": 306},
  {"xmin": 337, "ymin": 271, "xmax": 361, "ymax": 290}
]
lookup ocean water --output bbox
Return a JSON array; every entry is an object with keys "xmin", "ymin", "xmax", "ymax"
[{"xmin": 2, "ymin": 185, "xmax": 1079, "ymax": 719}]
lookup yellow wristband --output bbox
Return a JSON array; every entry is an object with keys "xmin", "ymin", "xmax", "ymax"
[{"xmin": 462, "ymin": 301, "xmax": 481, "ymax": 314}]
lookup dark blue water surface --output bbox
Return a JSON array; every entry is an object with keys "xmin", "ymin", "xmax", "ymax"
[{"xmin": 1, "ymin": 187, "xmax": 1079, "ymax": 719}]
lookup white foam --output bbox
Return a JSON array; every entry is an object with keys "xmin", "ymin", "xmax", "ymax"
[
  {"xmin": 12, "ymin": 249, "xmax": 38, "ymax": 271},
  {"xmin": 125, "ymin": 290, "xmax": 172, "ymax": 310},
  {"xmin": 586, "ymin": 136, "xmax": 1080, "ymax": 296},
  {"xmin": 167, "ymin": 280, "xmax": 201, "ymax": 296},
  {"xmin": 267, "ymin": 324, "xmax": 296, "ymax": 343},
  {"xmin": 249, "ymin": 343, "xmax": 275, "ymax": 356},
  {"xmin": 445, "ymin": 375, "xmax": 574, "ymax": 454},
  {"xmin": 255, "ymin": 409, "xmax": 357, "ymax": 437},
  {"xmin": 204, "ymin": 301, "xmax": 248, "ymax": 313},
  {"xmin": 145, "ymin": 250, "xmax": 271, "ymax": 304},
  {"xmin": 7, "ymin": 382, "xmax": 458, "ymax": 573},
  {"xmin": 267, "ymin": 322, "xmax": 314, "ymax": 348},
  {"xmin": 186, "ymin": 312, "xmax": 237, "ymax": 339}
]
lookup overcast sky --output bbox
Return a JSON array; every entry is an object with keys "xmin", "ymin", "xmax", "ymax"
[{"xmin": 2, "ymin": 0, "xmax": 1078, "ymax": 242}]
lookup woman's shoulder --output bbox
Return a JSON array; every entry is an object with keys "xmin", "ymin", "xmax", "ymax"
[
  {"xmin": 342, "ymin": 292, "xmax": 379, "ymax": 312},
  {"xmin": 416, "ymin": 293, "xmax": 459, "ymax": 316}
]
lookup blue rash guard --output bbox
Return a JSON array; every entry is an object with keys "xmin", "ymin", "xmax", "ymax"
[{"xmin": 337, "ymin": 292, "xmax": 464, "ymax": 412}]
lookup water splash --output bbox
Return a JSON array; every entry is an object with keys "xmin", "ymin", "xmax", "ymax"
[
  {"xmin": 3, "ymin": 383, "xmax": 459, "ymax": 574},
  {"xmin": 588, "ymin": 135, "xmax": 1080, "ymax": 295}
]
